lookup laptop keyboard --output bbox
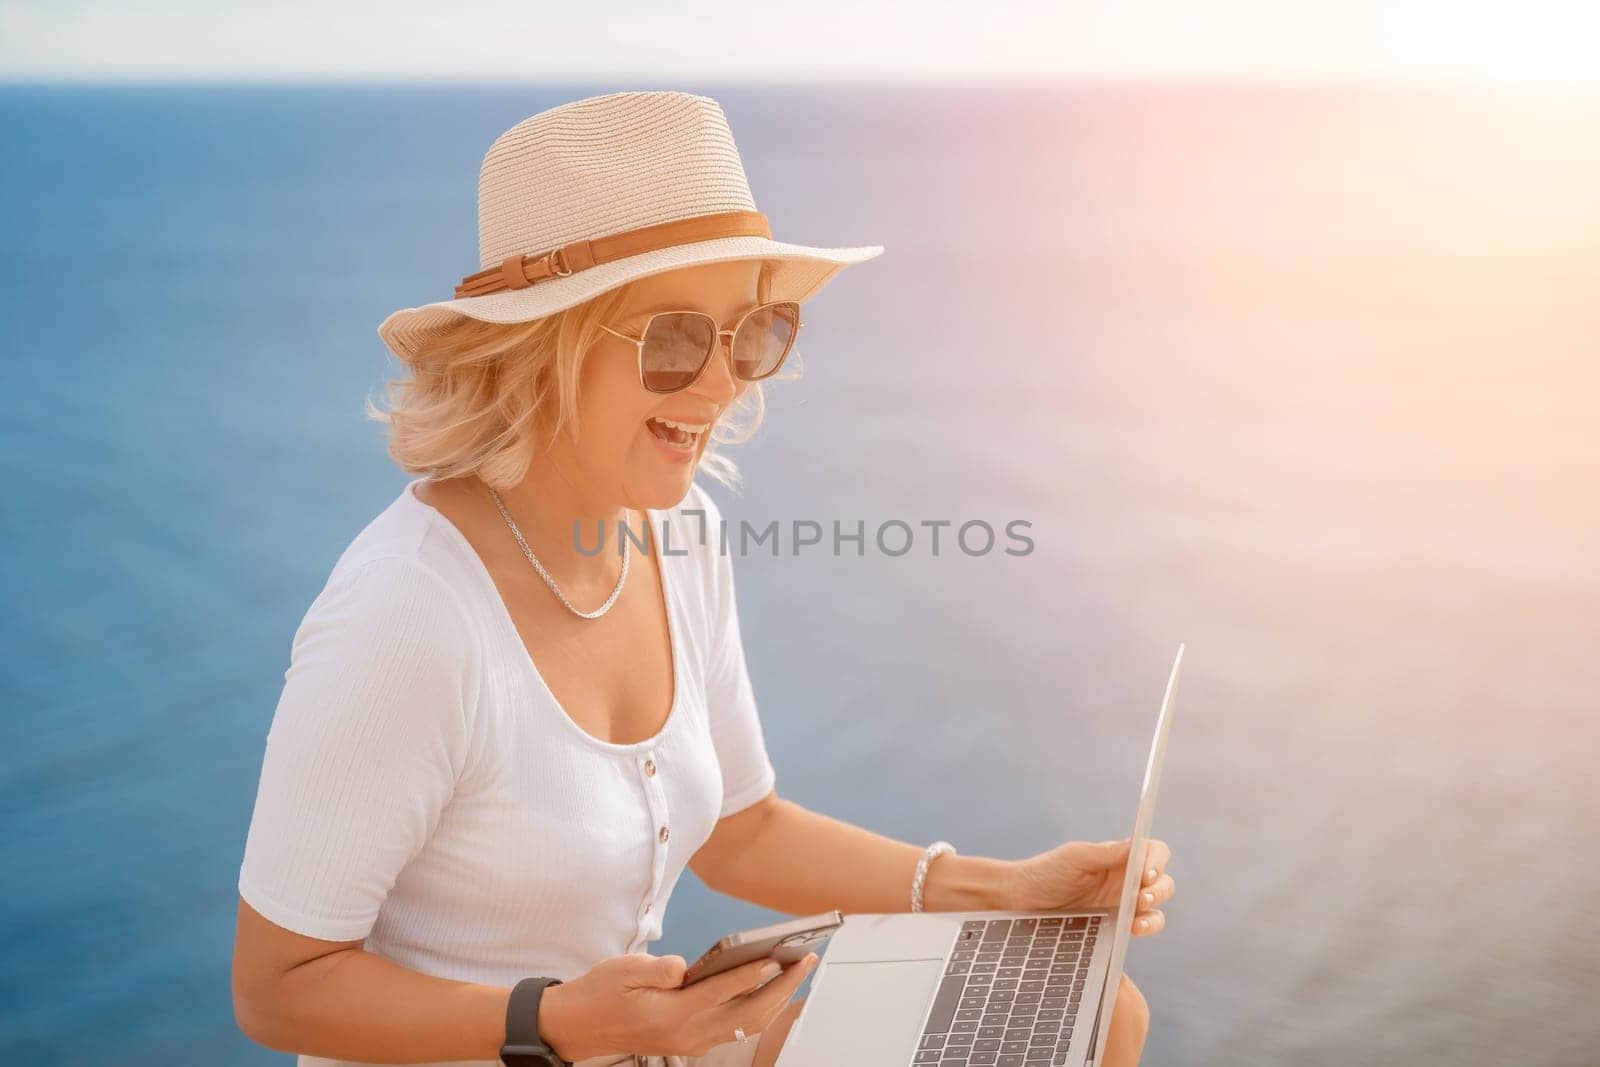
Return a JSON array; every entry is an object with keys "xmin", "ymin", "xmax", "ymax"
[{"xmin": 911, "ymin": 915, "xmax": 1100, "ymax": 1067}]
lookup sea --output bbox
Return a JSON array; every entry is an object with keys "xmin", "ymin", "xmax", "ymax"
[{"xmin": 2, "ymin": 82, "xmax": 1597, "ymax": 1065}]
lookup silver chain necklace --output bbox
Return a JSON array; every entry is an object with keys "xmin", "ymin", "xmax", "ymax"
[{"xmin": 488, "ymin": 486, "xmax": 630, "ymax": 620}]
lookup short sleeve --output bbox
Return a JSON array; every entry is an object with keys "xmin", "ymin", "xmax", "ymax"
[
  {"xmin": 694, "ymin": 486, "xmax": 778, "ymax": 819},
  {"xmin": 237, "ymin": 556, "xmax": 480, "ymax": 942}
]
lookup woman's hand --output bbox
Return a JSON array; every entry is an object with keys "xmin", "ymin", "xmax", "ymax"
[
  {"xmin": 537, "ymin": 950, "xmax": 818, "ymax": 1062},
  {"xmin": 1000, "ymin": 837, "xmax": 1175, "ymax": 936}
]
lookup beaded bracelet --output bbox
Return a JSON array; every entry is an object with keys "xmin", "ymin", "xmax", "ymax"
[{"xmin": 911, "ymin": 840, "xmax": 957, "ymax": 913}]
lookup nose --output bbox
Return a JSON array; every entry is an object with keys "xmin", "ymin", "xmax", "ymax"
[{"xmin": 692, "ymin": 330, "xmax": 742, "ymax": 403}]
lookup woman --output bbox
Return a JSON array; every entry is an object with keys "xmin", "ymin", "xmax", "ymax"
[{"xmin": 232, "ymin": 91, "xmax": 1175, "ymax": 1067}]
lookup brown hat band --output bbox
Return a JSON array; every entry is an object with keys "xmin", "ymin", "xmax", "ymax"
[{"xmin": 453, "ymin": 209, "xmax": 773, "ymax": 299}]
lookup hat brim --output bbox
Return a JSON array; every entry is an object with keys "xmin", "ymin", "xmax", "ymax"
[{"xmin": 376, "ymin": 235, "xmax": 884, "ymax": 362}]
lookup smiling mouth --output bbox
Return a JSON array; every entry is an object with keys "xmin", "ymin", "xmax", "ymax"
[{"xmin": 646, "ymin": 415, "xmax": 710, "ymax": 449}]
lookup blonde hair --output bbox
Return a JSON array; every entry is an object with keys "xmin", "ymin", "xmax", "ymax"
[{"xmin": 365, "ymin": 261, "xmax": 795, "ymax": 493}]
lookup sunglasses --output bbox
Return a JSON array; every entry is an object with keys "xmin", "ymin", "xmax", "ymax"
[{"xmin": 598, "ymin": 300, "xmax": 804, "ymax": 394}]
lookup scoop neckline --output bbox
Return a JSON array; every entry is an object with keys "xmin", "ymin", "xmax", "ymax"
[{"xmin": 401, "ymin": 476, "xmax": 684, "ymax": 755}]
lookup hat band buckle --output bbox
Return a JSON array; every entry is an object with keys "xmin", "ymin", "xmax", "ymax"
[
  {"xmin": 453, "ymin": 209, "xmax": 772, "ymax": 300},
  {"xmin": 544, "ymin": 247, "xmax": 574, "ymax": 278}
]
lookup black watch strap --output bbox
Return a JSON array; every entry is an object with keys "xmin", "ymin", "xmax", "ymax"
[{"xmin": 501, "ymin": 976, "xmax": 570, "ymax": 1067}]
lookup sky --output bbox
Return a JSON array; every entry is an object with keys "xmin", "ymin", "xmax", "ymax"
[{"xmin": 1, "ymin": 0, "xmax": 1597, "ymax": 85}]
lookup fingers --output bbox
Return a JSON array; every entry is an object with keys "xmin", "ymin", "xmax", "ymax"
[
  {"xmin": 1131, "ymin": 909, "xmax": 1165, "ymax": 936},
  {"xmin": 690, "ymin": 954, "xmax": 793, "ymax": 1007},
  {"xmin": 1140, "ymin": 839, "xmax": 1171, "ymax": 886},
  {"xmin": 1131, "ymin": 840, "xmax": 1174, "ymax": 940},
  {"xmin": 1135, "ymin": 873, "xmax": 1174, "ymax": 912},
  {"xmin": 718, "ymin": 953, "xmax": 818, "ymax": 1039}
]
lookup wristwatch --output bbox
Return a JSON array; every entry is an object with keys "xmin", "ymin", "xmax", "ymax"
[{"xmin": 500, "ymin": 976, "xmax": 571, "ymax": 1067}]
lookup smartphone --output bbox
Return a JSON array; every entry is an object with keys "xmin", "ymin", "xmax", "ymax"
[{"xmin": 680, "ymin": 910, "xmax": 844, "ymax": 986}]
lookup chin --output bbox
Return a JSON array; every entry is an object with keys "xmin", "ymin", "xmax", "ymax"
[
  {"xmin": 626, "ymin": 460, "xmax": 701, "ymax": 511},
  {"xmin": 628, "ymin": 427, "xmax": 706, "ymax": 508},
  {"xmin": 632, "ymin": 480, "xmax": 695, "ymax": 512}
]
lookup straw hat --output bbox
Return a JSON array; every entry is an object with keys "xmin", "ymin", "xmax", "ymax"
[{"xmin": 377, "ymin": 90, "xmax": 885, "ymax": 361}]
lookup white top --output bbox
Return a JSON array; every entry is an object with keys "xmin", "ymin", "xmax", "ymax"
[{"xmin": 237, "ymin": 477, "xmax": 777, "ymax": 1062}]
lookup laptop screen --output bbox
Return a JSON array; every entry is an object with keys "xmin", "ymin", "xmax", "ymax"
[{"xmin": 1085, "ymin": 644, "xmax": 1184, "ymax": 1065}]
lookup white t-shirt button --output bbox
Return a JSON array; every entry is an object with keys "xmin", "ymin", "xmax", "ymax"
[
  {"xmin": 644, "ymin": 758, "xmax": 656, "ymax": 777},
  {"xmin": 658, "ymin": 824, "xmax": 669, "ymax": 843}
]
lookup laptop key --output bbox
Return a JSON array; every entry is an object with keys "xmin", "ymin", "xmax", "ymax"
[{"xmin": 916, "ymin": 1053, "xmax": 942, "ymax": 1063}]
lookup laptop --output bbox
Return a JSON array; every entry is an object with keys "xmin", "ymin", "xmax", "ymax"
[{"xmin": 775, "ymin": 644, "xmax": 1184, "ymax": 1067}]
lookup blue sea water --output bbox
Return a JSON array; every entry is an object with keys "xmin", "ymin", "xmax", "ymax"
[{"xmin": 2, "ymin": 82, "xmax": 1597, "ymax": 1065}]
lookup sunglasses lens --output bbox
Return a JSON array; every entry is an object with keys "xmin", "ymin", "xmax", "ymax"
[
  {"xmin": 640, "ymin": 313, "xmax": 716, "ymax": 392},
  {"xmin": 731, "ymin": 303, "xmax": 799, "ymax": 381}
]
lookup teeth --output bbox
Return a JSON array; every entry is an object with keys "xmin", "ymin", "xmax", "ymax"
[{"xmin": 652, "ymin": 417, "xmax": 709, "ymax": 434}]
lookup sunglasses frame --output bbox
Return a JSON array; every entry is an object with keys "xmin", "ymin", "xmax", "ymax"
[{"xmin": 598, "ymin": 300, "xmax": 805, "ymax": 395}]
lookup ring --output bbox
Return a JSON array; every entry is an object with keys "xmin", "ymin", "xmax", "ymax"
[{"xmin": 734, "ymin": 1026, "xmax": 749, "ymax": 1044}]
